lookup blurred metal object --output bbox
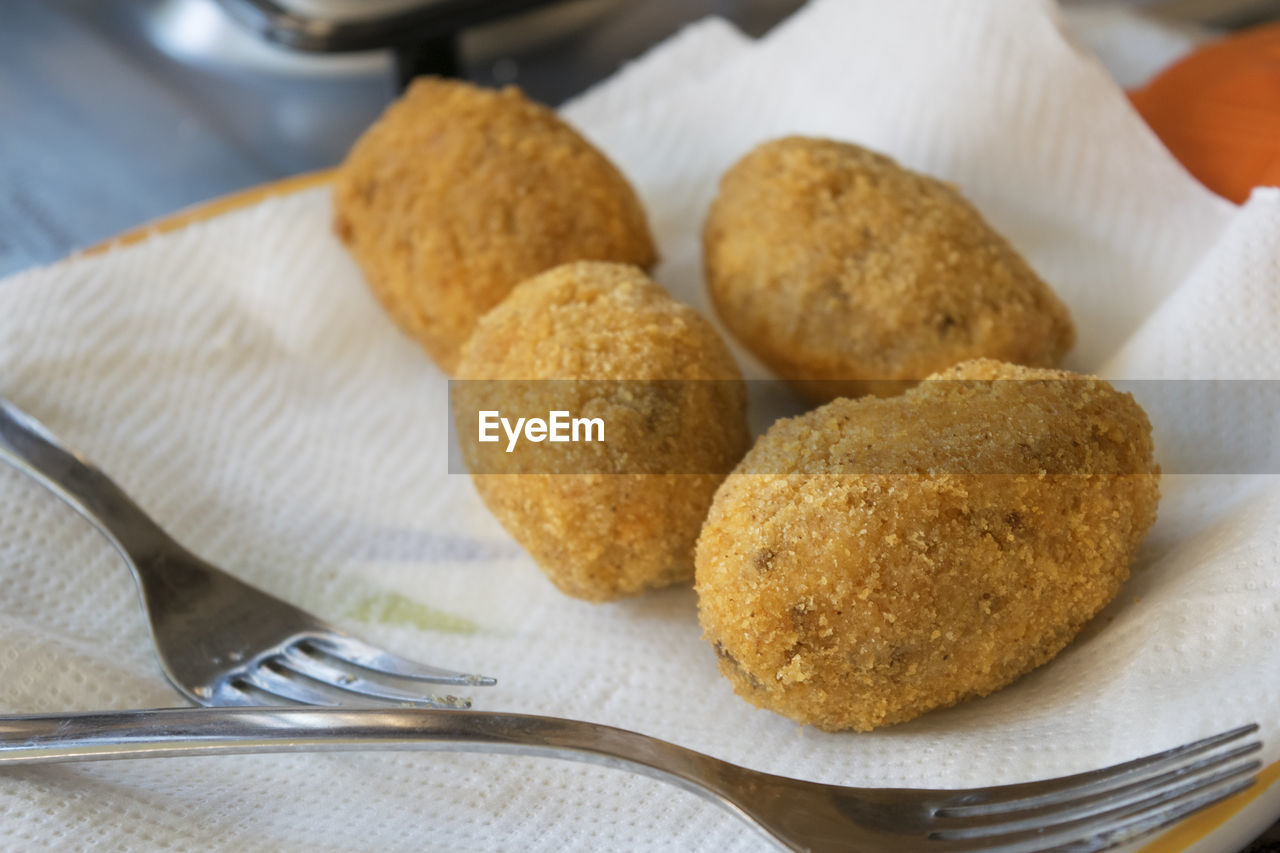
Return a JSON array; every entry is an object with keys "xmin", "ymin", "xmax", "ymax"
[
  {"xmin": 461, "ymin": 0, "xmax": 803, "ymax": 103},
  {"xmin": 212, "ymin": 0, "xmax": 562, "ymax": 84},
  {"xmin": 212, "ymin": 0, "xmax": 557, "ymax": 51},
  {"xmin": 1140, "ymin": 0, "xmax": 1280, "ymax": 29}
]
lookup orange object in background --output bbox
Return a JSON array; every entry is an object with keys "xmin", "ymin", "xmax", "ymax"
[{"xmin": 1129, "ymin": 22, "xmax": 1280, "ymax": 205}]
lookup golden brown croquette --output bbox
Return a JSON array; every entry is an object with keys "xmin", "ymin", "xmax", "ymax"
[
  {"xmin": 335, "ymin": 78, "xmax": 656, "ymax": 373},
  {"xmin": 456, "ymin": 262, "xmax": 750, "ymax": 602},
  {"xmin": 703, "ymin": 137, "xmax": 1074, "ymax": 401},
  {"xmin": 695, "ymin": 359, "xmax": 1158, "ymax": 731}
]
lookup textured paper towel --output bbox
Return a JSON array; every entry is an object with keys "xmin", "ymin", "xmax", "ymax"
[{"xmin": 1, "ymin": 0, "xmax": 1279, "ymax": 850}]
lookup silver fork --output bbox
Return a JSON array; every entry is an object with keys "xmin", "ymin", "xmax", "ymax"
[
  {"xmin": 0, "ymin": 707, "xmax": 1262, "ymax": 852},
  {"xmin": 0, "ymin": 397, "xmax": 495, "ymax": 708}
]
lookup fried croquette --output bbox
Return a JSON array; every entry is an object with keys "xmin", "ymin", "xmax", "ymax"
[
  {"xmin": 695, "ymin": 359, "xmax": 1159, "ymax": 731},
  {"xmin": 455, "ymin": 262, "xmax": 750, "ymax": 602},
  {"xmin": 334, "ymin": 78, "xmax": 656, "ymax": 374},
  {"xmin": 703, "ymin": 137, "xmax": 1075, "ymax": 401}
]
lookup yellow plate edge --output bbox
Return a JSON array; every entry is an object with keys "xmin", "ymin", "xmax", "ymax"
[
  {"xmin": 81, "ymin": 168, "xmax": 335, "ymax": 257},
  {"xmin": 77, "ymin": 166, "xmax": 1279, "ymax": 853}
]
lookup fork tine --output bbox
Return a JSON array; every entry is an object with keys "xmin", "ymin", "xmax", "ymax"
[
  {"xmin": 932, "ymin": 740, "xmax": 1261, "ymax": 832},
  {"xmin": 202, "ymin": 681, "xmax": 260, "ymax": 707},
  {"xmin": 936, "ymin": 723, "xmax": 1259, "ymax": 817},
  {"xmin": 303, "ymin": 634, "xmax": 497, "ymax": 686},
  {"xmin": 1063, "ymin": 775, "xmax": 1260, "ymax": 853},
  {"xmin": 275, "ymin": 646, "xmax": 472, "ymax": 709},
  {"xmin": 972, "ymin": 774, "xmax": 1256, "ymax": 853},
  {"xmin": 237, "ymin": 666, "xmax": 347, "ymax": 707},
  {"xmin": 929, "ymin": 761, "xmax": 1260, "ymax": 852}
]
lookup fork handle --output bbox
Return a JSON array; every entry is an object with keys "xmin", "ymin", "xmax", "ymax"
[
  {"xmin": 0, "ymin": 398, "xmax": 176, "ymax": 560},
  {"xmin": 0, "ymin": 707, "xmax": 753, "ymax": 818}
]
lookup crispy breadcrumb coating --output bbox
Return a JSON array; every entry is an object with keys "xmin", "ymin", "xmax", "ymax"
[
  {"xmin": 703, "ymin": 137, "xmax": 1074, "ymax": 401},
  {"xmin": 456, "ymin": 262, "xmax": 750, "ymax": 602},
  {"xmin": 335, "ymin": 78, "xmax": 656, "ymax": 373},
  {"xmin": 695, "ymin": 359, "xmax": 1159, "ymax": 731}
]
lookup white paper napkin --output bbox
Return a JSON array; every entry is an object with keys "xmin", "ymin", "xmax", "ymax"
[{"xmin": 2, "ymin": 1, "xmax": 1278, "ymax": 850}]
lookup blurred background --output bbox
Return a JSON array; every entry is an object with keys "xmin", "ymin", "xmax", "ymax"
[{"xmin": 2, "ymin": 0, "xmax": 1278, "ymax": 277}]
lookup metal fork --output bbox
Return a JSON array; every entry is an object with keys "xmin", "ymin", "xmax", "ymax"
[
  {"xmin": 0, "ymin": 707, "xmax": 1262, "ymax": 852},
  {"xmin": 0, "ymin": 397, "xmax": 495, "ymax": 708}
]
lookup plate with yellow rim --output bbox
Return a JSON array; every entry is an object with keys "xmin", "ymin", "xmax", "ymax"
[{"xmin": 82, "ymin": 173, "xmax": 1280, "ymax": 853}]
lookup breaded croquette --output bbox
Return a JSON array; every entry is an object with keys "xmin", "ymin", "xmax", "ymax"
[
  {"xmin": 704, "ymin": 137, "xmax": 1074, "ymax": 401},
  {"xmin": 456, "ymin": 262, "xmax": 750, "ymax": 602},
  {"xmin": 335, "ymin": 78, "xmax": 656, "ymax": 373},
  {"xmin": 695, "ymin": 359, "xmax": 1159, "ymax": 731}
]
